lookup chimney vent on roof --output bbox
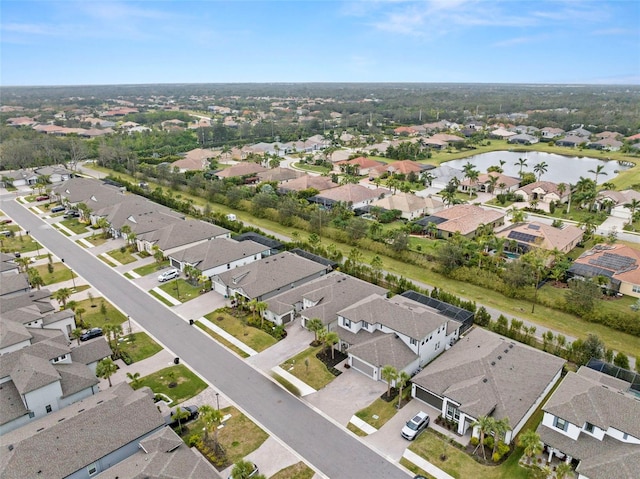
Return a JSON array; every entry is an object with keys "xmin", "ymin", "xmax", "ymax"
[
  {"xmin": 491, "ymin": 361, "xmax": 496, "ymax": 366},
  {"xmin": 483, "ymin": 378, "xmax": 488, "ymax": 383},
  {"xmin": 498, "ymin": 356, "xmax": 502, "ymax": 360}
]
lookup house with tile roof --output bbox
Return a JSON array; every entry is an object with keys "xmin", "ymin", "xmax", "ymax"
[
  {"xmin": 514, "ymin": 181, "xmax": 569, "ymax": 204},
  {"xmin": 338, "ymin": 294, "xmax": 461, "ymax": 383},
  {"xmin": 370, "ymin": 192, "xmax": 444, "ymax": 220},
  {"xmin": 489, "ymin": 127, "xmax": 517, "ymax": 139},
  {"xmin": 594, "ymin": 189, "xmax": 640, "ymax": 220},
  {"xmin": 0, "ymin": 320, "xmax": 109, "ymax": 434},
  {"xmin": 257, "ymin": 166, "xmax": 304, "ymax": 183},
  {"xmin": 508, "ymin": 133, "xmax": 539, "ymax": 145},
  {"xmin": 568, "ymin": 244, "xmax": 640, "ymax": 298},
  {"xmin": 540, "ymin": 127, "xmax": 565, "ymax": 139},
  {"xmin": 211, "ymin": 251, "xmax": 330, "ymax": 301},
  {"xmin": 277, "ymin": 174, "xmax": 339, "ymax": 194},
  {"xmin": 497, "ymin": 221, "xmax": 584, "ymax": 254},
  {"xmin": 334, "ymin": 156, "xmax": 384, "ymax": 176},
  {"xmin": 308, "ymin": 184, "xmax": 391, "ymax": 210},
  {"xmin": 556, "ymin": 135, "xmax": 586, "ymax": 148},
  {"xmin": 168, "ymin": 237, "xmax": 269, "ymax": 279},
  {"xmin": 214, "ymin": 162, "xmax": 268, "ymax": 180},
  {"xmin": 536, "ymin": 367, "xmax": 640, "ymax": 479},
  {"xmin": 459, "ymin": 173, "xmax": 520, "ymax": 195},
  {"xmin": 368, "ymin": 160, "xmax": 430, "ymax": 180},
  {"xmin": 171, "ymin": 148, "xmax": 218, "ymax": 172},
  {"xmin": 264, "ymin": 271, "xmax": 387, "ymax": 326},
  {"xmin": 416, "ymin": 204, "xmax": 506, "ymax": 239},
  {"xmin": 412, "ymin": 327, "xmax": 564, "ymax": 444},
  {"xmin": 0, "ymin": 382, "xmax": 165, "ymax": 479}
]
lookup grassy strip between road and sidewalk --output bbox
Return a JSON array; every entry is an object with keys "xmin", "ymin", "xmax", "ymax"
[
  {"xmin": 149, "ymin": 290, "xmax": 175, "ymax": 307},
  {"xmin": 195, "ymin": 321, "xmax": 250, "ymax": 358},
  {"xmin": 270, "ymin": 462, "xmax": 315, "ymax": 479}
]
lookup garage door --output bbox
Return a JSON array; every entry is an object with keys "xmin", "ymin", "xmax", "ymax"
[
  {"xmin": 414, "ymin": 386, "xmax": 444, "ymax": 410},
  {"xmin": 170, "ymin": 258, "xmax": 181, "ymax": 269},
  {"xmin": 351, "ymin": 357, "xmax": 375, "ymax": 379},
  {"xmin": 212, "ymin": 280, "xmax": 227, "ymax": 296}
]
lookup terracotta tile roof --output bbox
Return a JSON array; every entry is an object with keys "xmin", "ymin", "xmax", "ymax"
[
  {"xmin": 312, "ymin": 184, "xmax": 390, "ymax": 205},
  {"xmin": 432, "ymin": 205, "xmax": 505, "ymax": 235},
  {"xmin": 278, "ymin": 175, "xmax": 339, "ymax": 192},
  {"xmin": 335, "ymin": 157, "xmax": 383, "ymax": 169},
  {"xmin": 496, "ymin": 221, "xmax": 583, "ymax": 252},
  {"xmin": 573, "ymin": 243, "xmax": 640, "ymax": 285},
  {"xmin": 370, "ymin": 160, "xmax": 425, "ymax": 175},
  {"xmin": 215, "ymin": 162, "xmax": 267, "ymax": 178}
]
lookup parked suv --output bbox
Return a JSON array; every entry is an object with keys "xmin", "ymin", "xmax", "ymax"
[
  {"xmin": 50, "ymin": 205, "xmax": 65, "ymax": 213},
  {"xmin": 80, "ymin": 327, "xmax": 103, "ymax": 341},
  {"xmin": 158, "ymin": 269, "xmax": 179, "ymax": 282},
  {"xmin": 401, "ymin": 411, "xmax": 430, "ymax": 440}
]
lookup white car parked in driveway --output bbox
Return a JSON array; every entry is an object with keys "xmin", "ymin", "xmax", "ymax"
[
  {"xmin": 401, "ymin": 411, "xmax": 430, "ymax": 440},
  {"xmin": 158, "ymin": 269, "xmax": 179, "ymax": 282}
]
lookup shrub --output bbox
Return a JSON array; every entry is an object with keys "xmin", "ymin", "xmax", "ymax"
[
  {"xmin": 470, "ymin": 436, "xmax": 479, "ymax": 446},
  {"xmin": 484, "ymin": 435, "xmax": 494, "ymax": 449},
  {"xmin": 492, "ymin": 452, "xmax": 502, "ymax": 463}
]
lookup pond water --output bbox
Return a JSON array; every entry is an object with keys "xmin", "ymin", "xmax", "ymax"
[{"xmin": 441, "ymin": 151, "xmax": 630, "ymax": 184}]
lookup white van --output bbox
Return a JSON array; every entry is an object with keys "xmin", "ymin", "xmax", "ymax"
[{"xmin": 226, "ymin": 214, "xmax": 237, "ymax": 221}]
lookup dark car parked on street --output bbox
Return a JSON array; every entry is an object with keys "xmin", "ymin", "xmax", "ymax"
[{"xmin": 166, "ymin": 405, "xmax": 199, "ymax": 428}]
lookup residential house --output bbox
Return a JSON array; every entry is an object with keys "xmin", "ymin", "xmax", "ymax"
[
  {"xmin": 233, "ymin": 232, "xmax": 284, "ymax": 255},
  {"xmin": 308, "ymin": 184, "xmax": 391, "ymax": 210},
  {"xmin": 566, "ymin": 127, "xmax": 592, "ymax": 138},
  {"xmin": 489, "ymin": 128, "xmax": 517, "ymax": 140},
  {"xmin": 211, "ymin": 251, "xmax": 330, "ymax": 301},
  {"xmin": 50, "ymin": 177, "xmax": 125, "ymax": 213},
  {"xmin": 540, "ymin": 127, "xmax": 565, "ymax": 139},
  {"xmin": 95, "ymin": 427, "xmax": 221, "ymax": 479},
  {"xmin": 338, "ymin": 294, "xmax": 461, "ymax": 383},
  {"xmin": 0, "ymin": 383, "xmax": 166, "ymax": 479},
  {"xmin": 168, "ymin": 237, "xmax": 269, "ymax": 279},
  {"xmin": 368, "ymin": 160, "xmax": 431, "ymax": 180},
  {"xmin": 0, "ymin": 169, "xmax": 40, "ymax": 187},
  {"xmin": 214, "ymin": 162, "xmax": 267, "ymax": 180},
  {"xmin": 370, "ymin": 192, "xmax": 444, "ymax": 220},
  {"xmin": 135, "ymin": 219, "xmax": 230, "ymax": 257},
  {"xmin": 514, "ymin": 181, "xmax": 569, "ymax": 204},
  {"xmin": 0, "ymin": 273, "xmax": 30, "ymax": 298},
  {"xmin": 459, "ymin": 173, "xmax": 520, "ymax": 195},
  {"xmin": 568, "ymin": 244, "xmax": 640, "ymax": 298},
  {"xmin": 0, "ymin": 321, "xmax": 107, "ymax": 434},
  {"xmin": 536, "ymin": 366, "xmax": 640, "ymax": 479},
  {"xmin": 171, "ymin": 148, "xmax": 218, "ymax": 172},
  {"xmin": 394, "ymin": 126, "xmax": 418, "ymax": 136},
  {"xmin": 257, "ymin": 167, "xmax": 304, "ymax": 183},
  {"xmin": 277, "ymin": 174, "xmax": 339, "ymax": 194},
  {"xmin": 0, "ymin": 253, "xmax": 20, "ymax": 275},
  {"xmin": 334, "ymin": 157, "xmax": 384, "ymax": 176},
  {"xmin": 595, "ymin": 189, "xmax": 640, "ymax": 220},
  {"xmin": 34, "ymin": 166, "xmax": 74, "ymax": 184},
  {"xmin": 428, "ymin": 165, "xmax": 465, "ymax": 191},
  {"xmin": 556, "ymin": 135, "xmax": 587, "ymax": 148},
  {"xmin": 423, "ymin": 133, "xmax": 464, "ymax": 150},
  {"xmin": 588, "ymin": 137, "xmax": 623, "ymax": 151},
  {"xmin": 412, "ymin": 327, "xmax": 565, "ymax": 444},
  {"xmin": 415, "ymin": 204, "xmax": 506, "ymax": 239},
  {"xmin": 496, "ymin": 221, "xmax": 583, "ymax": 254},
  {"xmin": 508, "ymin": 133, "xmax": 539, "ymax": 145},
  {"xmin": 264, "ymin": 271, "xmax": 387, "ymax": 326}
]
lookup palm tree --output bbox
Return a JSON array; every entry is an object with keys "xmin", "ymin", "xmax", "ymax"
[
  {"xmin": 230, "ymin": 460, "xmax": 265, "ymax": 479},
  {"xmin": 507, "ymin": 207, "xmax": 526, "ymax": 223},
  {"xmin": 624, "ymin": 198, "xmax": 640, "ymax": 222},
  {"xmin": 306, "ymin": 318, "xmax": 324, "ymax": 342},
  {"xmin": 96, "ymin": 217, "xmax": 110, "ymax": 238},
  {"xmin": 491, "ymin": 416, "xmax": 510, "ymax": 458},
  {"xmin": 54, "ymin": 287, "xmax": 72, "ymax": 309},
  {"xmin": 324, "ymin": 331, "xmax": 339, "ymax": 359},
  {"xmin": 588, "ymin": 164, "xmax": 608, "ymax": 185},
  {"xmin": 28, "ymin": 268, "xmax": 44, "ymax": 290},
  {"xmin": 170, "ymin": 406, "xmax": 190, "ymax": 434},
  {"xmin": 467, "ymin": 169, "xmax": 479, "ymax": 198},
  {"xmin": 533, "ymin": 161, "xmax": 548, "ymax": 181},
  {"xmin": 471, "ymin": 415, "xmax": 494, "ymax": 460},
  {"xmin": 518, "ymin": 429, "xmax": 542, "ymax": 465},
  {"xmin": 555, "ymin": 461, "xmax": 573, "ymax": 479},
  {"xmin": 396, "ymin": 371, "xmax": 411, "ymax": 408},
  {"xmin": 255, "ymin": 300, "xmax": 268, "ymax": 328},
  {"xmin": 441, "ymin": 189, "xmax": 456, "ymax": 208},
  {"xmin": 515, "ymin": 157, "xmax": 528, "ymax": 176},
  {"xmin": 199, "ymin": 405, "xmax": 224, "ymax": 456},
  {"xmin": 487, "ymin": 174, "xmax": 499, "ymax": 196},
  {"xmin": 96, "ymin": 358, "xmax": 118, "ymax": 387},
  {"xmin": 381, "ymin": 365, "xmax": 398, "ymax": 399},
  {"xmin": 16, "ymin": 256, "xmax": 31, "ymax": 273},
  {"xmin": 71, "ymin": 327, "xmax": 83, "ymax": 345},
  {"xmin": 126, "ymin": 371, "xmax": 141, "ymax": 388}
]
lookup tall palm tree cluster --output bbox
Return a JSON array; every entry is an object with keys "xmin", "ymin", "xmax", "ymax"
[{"xmin": 471, "ymin": 415, "xmax": 511, "ymax": 462}]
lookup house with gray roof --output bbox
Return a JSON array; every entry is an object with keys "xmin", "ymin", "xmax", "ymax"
[
  {"xmin": 308, "ymin": 184, "xmax": 391, "ymax": 210},
  {"xmin": 508, "ymin": 133, "xmax": 539, "ymax": 145},
  {"xmin": 411, "ymin": 327, "xmax": 565, "ymax": 444},
  {"xmin": 0, "ymin": 382, "xmax": 165, "ymax": 479},
  {"xmin": 34, "ymin": 165, "xmax": 74, "ymax": 184},
  {"xmin": 0, "ymin": 169, "xmax": 39, "ymax": 187},
  {"xmin": 95, "ymin": 426, "xmax": 221, "ymax": 479},
  {"xmin": 50, "ymin": 177, "xmax": 125, "ymax": 208},
  {"xmin": 135, "ymin": 219, "xmax": 230, "ymax": 256},
  {"xmin": 168, "ymin": 237, "xmax": 269, "ymax": 279},
  {"xmin": 337, "ymin": 294, "xmax": 460, "ymax": 384},
  {"xmin": 0, "ymin": 322, "xmax": 106, "ymax": 434},
  {"xmin": 211, "ymin": 251, "xmax": 330, "ymax": 301},
  {"xmin": 0, "ymin": 272, "xmax": 30, "ymax": 298},
  {"xmin": 536, "ymin": 366, "xmax": 640, "ymax": 479},
  {"xmin": 0, "ymin": 253, "xmax": 20, "ymax": 275},
  {"xmin": 264, "ymin": 271, "xmax": 387, "ymax": 326}
]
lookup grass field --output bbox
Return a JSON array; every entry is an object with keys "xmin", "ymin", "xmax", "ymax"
[
  {"xmin": 280, "ymin": 346, "xmax": 336, "ymax": 390},
  {"xmin": 158, "ymin": 278, "xmax": 202, "ymax": 302},
  {"xmin": 270, "ymin": 462, "xmax": 315, "ymax": 479},
  {"xmin": 134, "ymin": 364, "xmax": 208, "ymax": 405},
  {"xmin": 118, "ymin": 332, "xmax": 163, "ymax": 362},
  {"xmin": 59, "ymin": 218, "xmax": 90, "ymax": 234},
  {"xmin": 34, "ymin": 262, "xmax": 75, "ymax": 285},
  {"xmin": 134, "ymin": 260, "xmax": 169, "ymax": 276},
  {"xmin": 105, "ymin": 247, "xmax": 138, "ymax": 265},
  {"xmin": 203, "ymin": 309, "xmax": 277, "ymax": 352},
  {"xmin": 354, "ymin": 397, "xmax": 398, "ymax": 429},
  {"xmin": 75, "ymin": 297, "xmax": 128, "ymax": 328}
]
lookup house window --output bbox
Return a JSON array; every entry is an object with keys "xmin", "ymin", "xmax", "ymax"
[
  {"xmin": 343, "ymin": 318, "xmax": 351, "ymax": 328},
  {"xmin": 45, "ymin": 405, "xmax": 52, "ymax": 414},
  {"xmin": 410, "ymin": 338, "xmax": 417, "ymax": 346},
  {"xmin": 584, "ymin": 422, "xmax": 594, "ymax": 433},
  {"xmin": 435, "ymin": 341, "xmax": 440, "ymax": 350},
  {"xmin": 554, "ymin": 417, "xmax": 568, "ymax": 431},
  {"xmin": 362, "ymin": 321, "xmax": 369, "ymax": 329},
  {"xmin": 227, "ymin": 263, "xmax": 230, "ymax": 269},
  {"xmin": 633, "ymin": 285, "xmax": 640, "ymax": 293},
  {"xmin": 87, "ymin": 463, "xmax": 98, "ymax": 476},
  {"xmin": 446, "ymin": 403, "xmax": 460, "ymax": 422},
  {"xmin": 623, "ymin": 433, "xmax": 628, "ymax": 440},
  {"xmin": 29, "ymin": 411, "xmax": 35, "ymax": 418}
]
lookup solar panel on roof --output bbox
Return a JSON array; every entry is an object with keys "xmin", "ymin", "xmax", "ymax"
[
  {"xmin": 507, "ymin": 231, "xmax": 538, "ymax": 243},
  {"xmin": 590, "ymin": 253, "xmax": 636, "ymax": 272}
]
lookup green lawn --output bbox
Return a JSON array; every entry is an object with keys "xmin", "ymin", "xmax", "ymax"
[
  {"xmin": 203, "ymin": 309, "xmax": 277, "ymax": 352},
  {"xmin": 158, "ymin": 278, "xmax": 203, "ymax": 302},
  {"xmin": 134, "ymin": 260, "xmax": 170, "ymax": 276},
  {"xmin": 354, "ymin": 397, "xmax": 398, "ymax": 429},
  {"xmin": 270, "ymin": 462, "xmax": 315, "ymax": 479},
  {"xmin": 280, "ymin": 346, "xmax": 336, "ymax": 390},
  {"xmin": 34, "ymin": 262, "xmax": 75, "ymax": 286},
  {"xmin": 0, "ymin": 230, "xmax": 41, "ymax": 254},
  {"xmin": 195, "ymin": 321, "xmax": 250, "ymax": 358},
  {"xmin": 105, "ymin": 247, "xmax": 138, "ymax": 265},
  {"xmin": 83, "ymin": 234, "xmax": 109, "ymax": 247},
  {"xmin": 149, "ymin": 290, "xmax": 175, "ymax": 306},
  {"xmin": 292, "ymin": 162, "xmax": 331, "ymax": 174},
  {"xmin": 541, "ymin": 282, "xmax": 639, "ymax": 317},
  {"xmin": 178, "ymin": 405, "xmax": 269, "ymax": 465},
  {"xmin": 134, "ymin": 364, "xmax": 207, "ymax": 405},
  {"xmin": 60, "ymin": 218, "xmax": 90, "ymax": 234},
  {"xmin": 99, "ymin": 255, "xmax": 117, "ymax": 267},
  {"xmin": 75, "ymin": 297, "xmax": 128, "ymax": 329},
  {"xmin": 118, "ymin": 332, "xmax": 163, "ymax": 362}
]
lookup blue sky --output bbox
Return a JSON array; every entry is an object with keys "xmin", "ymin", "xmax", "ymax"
[{"xmin": 1, "ymin": 0, "xmax": 639, "ymax": 86}]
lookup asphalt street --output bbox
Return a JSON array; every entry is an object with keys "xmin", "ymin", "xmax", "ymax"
[{"xmin": 1, "ymin": 195, "xmax": 409, "ymax": 479}]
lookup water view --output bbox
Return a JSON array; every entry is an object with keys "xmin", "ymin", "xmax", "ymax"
[{"xmin": 441, "ymin": 151, "xmax": 630, "ymax": 184}]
